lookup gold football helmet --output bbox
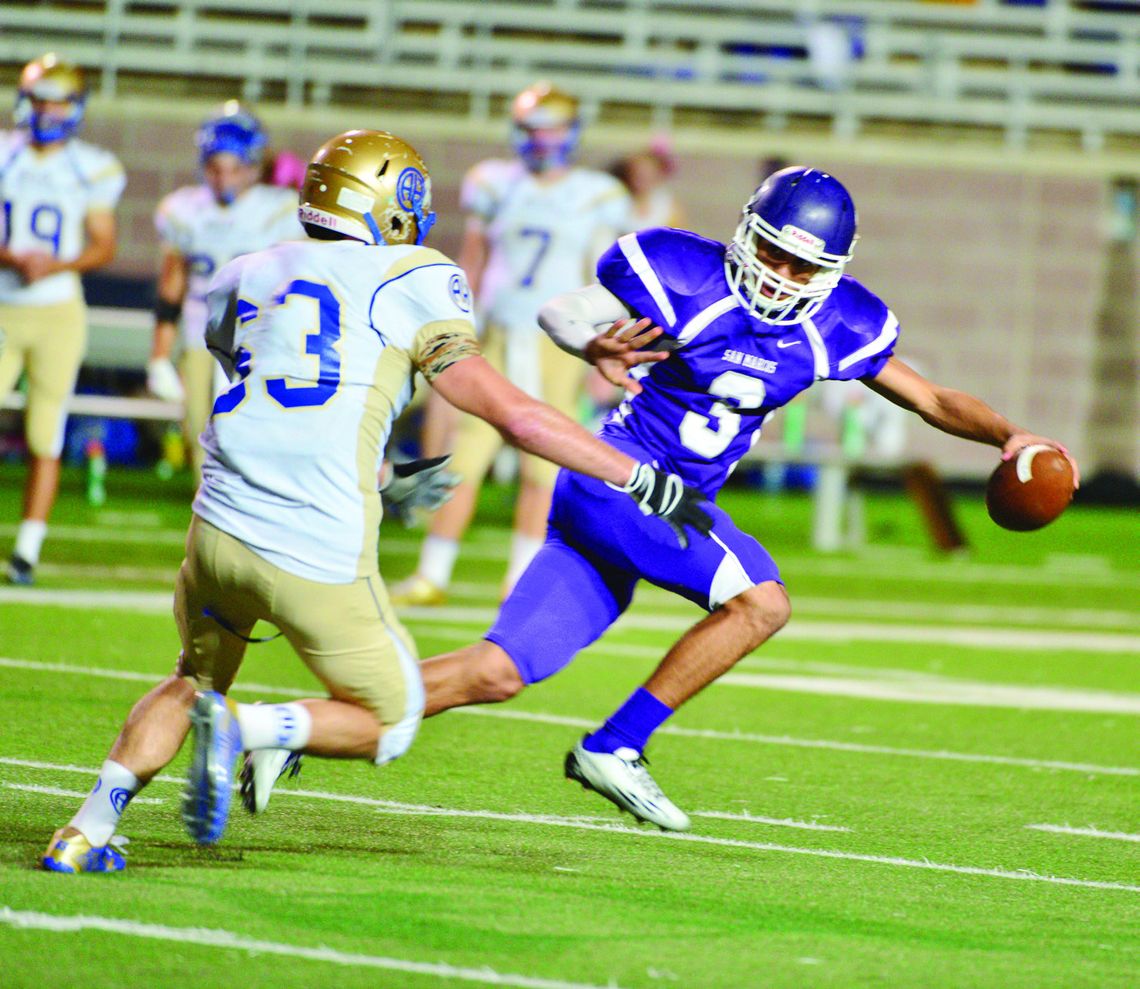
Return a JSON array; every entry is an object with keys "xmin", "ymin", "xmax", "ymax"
[
  {"xmin": 14, "ymin": 53, "xmax": 87, "ymax": 143},
  {"xmin": 511, "ymin": 81, "xmax": 580, "ymax": 172},
  {"xmin": 298, "ymin": 130, "xmax": 436, "ymax": 246}
]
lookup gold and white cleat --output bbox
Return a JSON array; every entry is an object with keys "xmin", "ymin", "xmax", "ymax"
[
  {"xmin": 389, "ymin": 574, "xmax": 447, "ymax": 607},
  {"xmin": 42, "ymin": 827, "xmax": 128, "ymax": 873}
]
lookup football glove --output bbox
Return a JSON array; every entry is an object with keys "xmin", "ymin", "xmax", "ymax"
[
  {"xmin": 146, "ymin": 357, "xmax": 185, "ymax": 403},
  {"xmin": 622, "ymin": 463, "xmax": 713, "ymax": 549},
  {"xmin": 380, "ymin": 455, "xmax": 460, "ymax": 526}
]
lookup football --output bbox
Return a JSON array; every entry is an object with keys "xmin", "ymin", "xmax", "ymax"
[{"xmin": 985, "ymin": 444, "xmax": 1074, "ymax": 531}]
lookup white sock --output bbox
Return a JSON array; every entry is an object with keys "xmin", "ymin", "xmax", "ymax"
[
  {"xmin": 418, "ymin": 535, "xmax": 459, "ymax": 589},
  {"xmin": 14, "ymin": 519, "xmax": 47, "ymax": 565},
  {"xmin": 236, "ymin": 702, "xmax": 313, "ymax": 751},
  {"xmin": 69, "ymin": 760, "xmax": 140, "ymax": 847},
  {"xmin": 504, "ymin": 533, "xmax": 544, "ymax": 594}
]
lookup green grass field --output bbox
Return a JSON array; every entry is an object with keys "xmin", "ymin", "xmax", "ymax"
[{"xmin": 1, "ymin": 463, "xmax": 1137, "ymax": 988}]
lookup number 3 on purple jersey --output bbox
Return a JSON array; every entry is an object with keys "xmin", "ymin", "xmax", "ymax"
[{"xmin": 679, "ymin": 370, "xmax": 766, "ymax": 458}]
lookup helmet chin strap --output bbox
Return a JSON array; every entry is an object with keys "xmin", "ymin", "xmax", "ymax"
[{"xmin": 364, "ymin": 212, "xmax": 386, "ymax": 246}]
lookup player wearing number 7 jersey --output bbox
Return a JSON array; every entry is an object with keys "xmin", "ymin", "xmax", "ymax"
[
  {"xmin": 0, "ymin": 54, "xmax": 125, "ymax": 586},
  {"xmin": 40, "ymin": 128, "xmax": 709, "ymax": 870},
  {"xmin": 394, "ymin": 81, "xmax": 632, "ymax": 605}
]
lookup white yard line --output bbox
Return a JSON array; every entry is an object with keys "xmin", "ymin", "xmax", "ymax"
[
  {"xmin": 1026, "ymin": 824, "xmax": 1140, "ymax": 843},
  {"xmin": 441, "ymin": 582, "xmax": 1140, "ymax": 631},
  {"xmin": 2, "ymin": 658, "xmax": 1136, "ymax": 777},
  {"xmin": 3, "ymin": 782, "xmax": 164, "ymax": 804},
  {"xmin": 1, "ymin": 765, "xmax": 1135, "ymax": 894},
  {"xmin": 399, "ymin": 607, "xmax": 1140, "ymax": 654},
  {"xmin": 0, "ymin": 908, "xmax": 625, "ymax": 989},
  {"xmin": 717, "ymin": 672, "xmax": 1140, "ymax": 714},
  {"xmin": 2, "ymin": 522, "xmax": 1134, "ymax": 589},
  {"xmin": 4, "ymin": 587, "xmax": 1138, "ymax": 652},
  {"xmin": 689, "ymin": 811, "xmax": 850, "ymax": 832}
]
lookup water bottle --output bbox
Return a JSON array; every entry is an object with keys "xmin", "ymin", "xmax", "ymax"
[{"xmin": 86, "ymin": 438, "xmax": 107, "ymax": 507}]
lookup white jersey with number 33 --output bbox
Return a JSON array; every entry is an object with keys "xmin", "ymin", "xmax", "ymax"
[{"xmin": 194, "ymin": 239, "xmax": 477, "ymax": 583}]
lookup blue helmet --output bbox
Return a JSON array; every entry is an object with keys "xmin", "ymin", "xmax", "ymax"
[
  {"xmin": 195, "ymin": 102, "xmax": 266, "ymax": 167},
  {"xmin": 726, "ymin": 166, "xmax": 857, "ymax": 325}
]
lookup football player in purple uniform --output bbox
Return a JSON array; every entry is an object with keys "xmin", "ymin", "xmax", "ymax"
[{"xmin": 249, "ymin": 166, "xmax": 1078, "ymax": 831}]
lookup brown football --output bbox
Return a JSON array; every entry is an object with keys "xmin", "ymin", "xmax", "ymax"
[{"xmin": 986, "ymin": 445, "xmax": 1074, "ymax": 531}]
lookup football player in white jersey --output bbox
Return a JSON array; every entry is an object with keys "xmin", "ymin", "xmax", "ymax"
[
  {"xmin": 0, "ymin": 54, "xmax": 125, "ymax": 585},
  {"xmin": 394, "ymin": 81, "xmax": 633, "ymax": 606},
  {"xmin": 146, "ymin": 102, "xmax": 302, "ymax": 479},
  {"xmin": 40, "ymin": 128, "xmax": 709, "ymax": 871}
]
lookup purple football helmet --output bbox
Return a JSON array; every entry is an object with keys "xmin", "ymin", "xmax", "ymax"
[{"xmin": 726, "ymin": 166, "xmax": 857, "ymax": 325}]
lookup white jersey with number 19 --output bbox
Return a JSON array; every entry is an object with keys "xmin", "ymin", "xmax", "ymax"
[{"xmin": 194, "ymin": 239, "xmax": 477, "ymax": 584}]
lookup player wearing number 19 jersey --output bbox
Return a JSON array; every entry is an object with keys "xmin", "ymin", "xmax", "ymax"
[{"xmin": 0, "ymin": 54, "xmax": 125, "ymax": 585}]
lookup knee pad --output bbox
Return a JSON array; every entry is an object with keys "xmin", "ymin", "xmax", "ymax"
[{"xmin": 374, "ymin": 712, "xmax": 421, "ymax": 766}]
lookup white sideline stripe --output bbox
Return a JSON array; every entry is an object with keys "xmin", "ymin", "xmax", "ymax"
[
  {"xmin": 1027, "ymin": 824, "xmax": 1140, "ymax": 843},
  {"xmin": 439, "ymin": 581, "xmax": 1139, "ymax": 634},
  {"xmin": 402, "ymin": 607, "xmax": 1140, "ymax": 654},
  {"xmin": 453, "ymin": 709, "xmax": 1140, "ymax": 777},
  {"xmin": 0, "ymin": 908, "xmax": 625, "ymax": 989},
  {"xmin": 4, "ymin": 524, "xmax": 1135, "ymax": 591},
  {"xmin": 690, "ymin": 811, "xmax": 851, "ymax": 832},
  {"xmin": 2, "ymin": 659, "xmax": 1136, "ymax": 777},
  {"xmin": 2, "ymin": 782, "xmax": 164, "ymax": 804},
  {"xmin": 7, "ymin": 589, "xmax": 1137, "ymax": 653},
  {"xmin": 718, "ymin": 672, "xmax": 1140, "ymax": 714},
  {"xmin": 4, "ymin": 763, "xmax": 1136, "ymax": 894}
]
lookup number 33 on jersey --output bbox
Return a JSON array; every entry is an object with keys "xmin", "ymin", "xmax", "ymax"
[{"xmin": 195, "ymin": 240, "xmax": 478, "ymax": 584}]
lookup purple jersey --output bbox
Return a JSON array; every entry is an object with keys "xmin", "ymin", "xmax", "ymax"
[{"xmin": 596, "ymin": 228, "xmax": 899, "ymax": 495}]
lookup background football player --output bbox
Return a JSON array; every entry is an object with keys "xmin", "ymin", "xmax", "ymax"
[
  {"xmin": 41, "ymin": 128, "xmax": 707, "ymax": 871},
  {"xmin": 0, "ymin": 53, "xmax": 125, "ymax": 585},
  {"xmin": 393, "ymin": 81, "xmax": 633, "ymax": 605},
  {"xmin": 146, "ymin": 102, "xmax": 302, "ymax": 480}
]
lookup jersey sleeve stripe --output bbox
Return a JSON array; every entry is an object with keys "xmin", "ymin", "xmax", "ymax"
[
  {"xmin": 617, "ymin": 233, "xmax": 677, "ymax": 328},
  {"xmin": 801, "ymin": 317, "xmax": 831, "ymax": 380},
  {"xmin": 676, "ymin": 295, "xmax": 738, "ymax": 346},
  {"xmin": 837, "ymin": 312, "xmax": 899, "ymax": 373}
]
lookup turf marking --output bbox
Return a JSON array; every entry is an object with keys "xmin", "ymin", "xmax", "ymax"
[
  {"xmin": 3, "ymin": 658, "xmax": 1137, "ymax": 777},
  {"xmin": 4, "ymin": 763, "xmax": 1137, "ymax": 894},
  {"xmin": 689, "ymin": 811, "xmax": 851, "ymax": 832},
  {"xmin": 1026, "ymin": 824, "xmax": 1140, "ymax": 843},
  {"xmin": 3, "ymin": 524, "xmax": 1133, "ymax": 588},
  {"xmin": 717, "ymin": 672, "xmax": 1140, "ymax": 713},
  {"xmin": 0, "ymin": 908, "xmax": 628, "ymax": 989},
  {"xmin": 5, "ymin": 587, "xmax": 1138, "ymax": 654},
  {"xmin": 442, "ymin": 582, "xmax": 1140, "ymax": 631},
  {"xmin": 2, "ymin": 782, "xmax": 163, "ymax": 804},
  {"xmin": 401, "ymin": 607, "xmax": 1140, "ymax": 654}
]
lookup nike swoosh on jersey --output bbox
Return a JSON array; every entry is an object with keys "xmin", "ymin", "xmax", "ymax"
[{"xmin": 776, "ymin": 339, "xmax": 801, "ymax": 348}]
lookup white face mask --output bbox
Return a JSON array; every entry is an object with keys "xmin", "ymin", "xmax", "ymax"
[{"xmin": 725, "ymin": 211, "xmax": 853, "ymax": 325}]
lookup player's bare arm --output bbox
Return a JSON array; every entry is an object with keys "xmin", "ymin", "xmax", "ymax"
[
  {"xmin": 429, "ymin": 351, "xmax": 638, "ymax": 487},
  {"xmin": 865, "ymin": 356, "xmax": 1079, "ymax": 485},
  {"xmin": 19, "ymin": 208, "xmax": 117, "ymax": 284}
]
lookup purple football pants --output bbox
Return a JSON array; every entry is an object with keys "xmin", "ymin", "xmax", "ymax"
[{"xmin": 486, "ymin": 449, "xmax": 781, "ymax": 684}]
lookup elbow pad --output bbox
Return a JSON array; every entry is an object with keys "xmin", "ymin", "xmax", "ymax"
[{"xmin": 538, "ymin": 283, "xmax": 632, "ymax": 357}]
